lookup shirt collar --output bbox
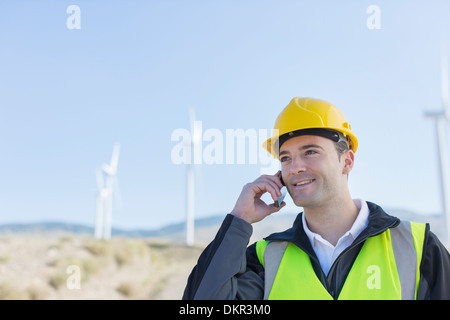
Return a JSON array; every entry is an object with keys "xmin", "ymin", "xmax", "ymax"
[{"xmin": 302, "ymin": 199, "xmax": 370, "ymax": 247}]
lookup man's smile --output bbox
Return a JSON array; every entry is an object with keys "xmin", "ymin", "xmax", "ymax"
[{"xmin": 291, "ymin": 178, "xmax": 316, "ymax": 188}]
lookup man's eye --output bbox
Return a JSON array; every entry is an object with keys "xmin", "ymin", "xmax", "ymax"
[
  {"xmin": 280, "ymin": 156, "xmax": 290, "ymax": 162},
  {"xmin": 305, "ymin": 150, "xmax": 317, "ymax": 155}
]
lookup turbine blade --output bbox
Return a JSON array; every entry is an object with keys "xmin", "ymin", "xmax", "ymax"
[
  {"xmin": 102, "ymin": 163, "xmax": 113, "ymax": 176},
  {"xmin": 110, "ymin": 142, "xmax": 120, "ymax": 172}
]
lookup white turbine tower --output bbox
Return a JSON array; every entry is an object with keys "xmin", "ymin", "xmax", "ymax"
[
  {"xmin": 186, "ymin": 108, "xmax": 201, "ymax": 246},
  {"xmin": 95, "ymin": 142, "xmax": 121, "ymax": 240},
  {"xmin": 95, "ymin": 168, "xmax": 108, "ymax": 239},
  {"xmin": 425, "ymin": 43, "xmax": 450, "ymax": 245}
]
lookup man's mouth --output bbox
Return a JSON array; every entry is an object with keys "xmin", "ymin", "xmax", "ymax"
[{"xmin": 293, "ymin": 179, "xmax": 315, "ymax": 187}]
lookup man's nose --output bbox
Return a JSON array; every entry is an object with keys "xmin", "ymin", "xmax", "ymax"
[{"xmin": 288, "ymin": 156, "xmax": 307, "ymax": 177}]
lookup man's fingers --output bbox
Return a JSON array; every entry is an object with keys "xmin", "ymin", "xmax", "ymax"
[
  {"xmin": 267, "ymin": 201, "xmax": 286, "ymax": 213},
  {"xmin": 253, "ymin": 174, "xmax": 283, "ymax": 196},
  {"xmin": 232, "ymin": 174, "xmax": 286, "ymax": 224},
  {"xmin": 274, "ymin": 170, "xmax": 284, "ymax": 188},
  {"xmin": 259, "ymin": 173, "xmax": 284, "ymax": 190},
  {"xmin": 253, "ymin": 180, "xmax": 281, "ymax": 201}
]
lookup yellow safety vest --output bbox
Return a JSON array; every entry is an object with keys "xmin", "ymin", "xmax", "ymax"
[{"xmin": 256, "ymin": 221, "xmax": 426, "ymax": 300}]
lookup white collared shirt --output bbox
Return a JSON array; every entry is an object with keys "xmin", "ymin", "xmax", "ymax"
[{"xmin": 302, "ymin": 199, "xmax": 370, "ymax": 276}]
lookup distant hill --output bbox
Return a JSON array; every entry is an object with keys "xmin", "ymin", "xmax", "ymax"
[
  {"xmin": 0, "ymin": 222, "xmax": 94, "ymax": 235},
  {"xmin": 0, "ymin": 208, "xmax": 447, "ymax": 245},
  {"xmin": 0, "ymin": 217, "xmax": 227, "ymax": 240},
  {"xmin": 0, "ymin": 221, "xmax": 152, "ymax": 238}
]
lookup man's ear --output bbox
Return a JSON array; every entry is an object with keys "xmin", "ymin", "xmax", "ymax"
[{"xmin": 342, "ymin": 150, "xmax": 355, "ymax": 175}]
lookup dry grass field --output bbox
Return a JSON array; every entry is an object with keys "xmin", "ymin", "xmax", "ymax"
[
  {"xmin": 0, "ymin": 213, "xmax": 295, "ymax": 300},
  {"xmin": 0, "ymin": 211, "xmax": 447, "ymax": 300},
  {"xmin": 0, "ymin": 233, "xmax": 204, "ymax": 300}
]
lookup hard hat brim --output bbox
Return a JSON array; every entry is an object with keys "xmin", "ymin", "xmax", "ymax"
[{"xmin": 263, "ymin": 127, "xmax": 358, "ymax": 159}]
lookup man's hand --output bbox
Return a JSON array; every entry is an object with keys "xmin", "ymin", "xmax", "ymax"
[{"xmin": 231, "ymin": 171, "xmax": 286, "ymax": 224}]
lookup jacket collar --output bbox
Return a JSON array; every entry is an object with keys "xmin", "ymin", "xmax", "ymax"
[{"xmin": 264, "ymin": 201, "xmax": 399, "ymax": 256}]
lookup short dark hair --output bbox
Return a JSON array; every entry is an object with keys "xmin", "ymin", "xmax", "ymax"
[
  {"xmin": 276, "ymin": 128, "xmax": 350, "ymax": 159},
  {"xmin": 334, "ymin": 131, "xmax": 350, "ymax": 157}
]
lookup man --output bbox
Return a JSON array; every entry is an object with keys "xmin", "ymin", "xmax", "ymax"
[{"xmin": 183, "ymin": 97, "xmax": 450, "ymax": 300}]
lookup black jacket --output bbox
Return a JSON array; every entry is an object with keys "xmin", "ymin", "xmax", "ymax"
[{"xmin": 183, "ymin": 202, "xmax": 450, "ymax": 300}]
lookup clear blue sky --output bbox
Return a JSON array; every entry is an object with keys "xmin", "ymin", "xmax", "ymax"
[{"xmin": 1, "ymin": 0, "xmax": 450, "ymax": 230}]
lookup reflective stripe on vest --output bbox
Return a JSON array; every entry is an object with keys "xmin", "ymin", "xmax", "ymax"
[{"xmin": 256, "ymin": 221, "xmax": 426, "ymax": 300}]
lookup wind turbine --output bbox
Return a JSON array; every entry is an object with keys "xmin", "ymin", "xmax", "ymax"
[
  {"xmin": 95, "ymin": 142, "xmax": 121, "ymax": 240},
  {"xmin": 185, "ymin": 108, "xmax": 201, "ymax": 246},
  {"xmin": 95, "ymin": 168, "xmax": 108, "ymax": 239},
  {"xmin": 425, "ymin": 43, "xmax": 450, "ymax": 245}
]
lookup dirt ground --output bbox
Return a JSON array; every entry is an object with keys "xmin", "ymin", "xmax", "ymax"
[
  {"xmin": 0, "ymin": 214, "xmax": 295, "ymax": 300},
  {"xmin": 0, "ymin": 233, "xmax": 204, "ymax": 300}
]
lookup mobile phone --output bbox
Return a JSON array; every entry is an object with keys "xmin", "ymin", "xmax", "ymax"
[{"xmin": 274, "ymin": 175, "xmax": 287, "ymax": 208}]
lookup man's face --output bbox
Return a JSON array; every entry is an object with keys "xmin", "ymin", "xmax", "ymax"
[{"xmin": 279, "ymin": 135, "xmax": 352, "ymax": 209}]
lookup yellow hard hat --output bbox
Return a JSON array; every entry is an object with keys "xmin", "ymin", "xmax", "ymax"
[{"xmin": 263, "ymin": 97, "xmax": 358, "ymax": 158}]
